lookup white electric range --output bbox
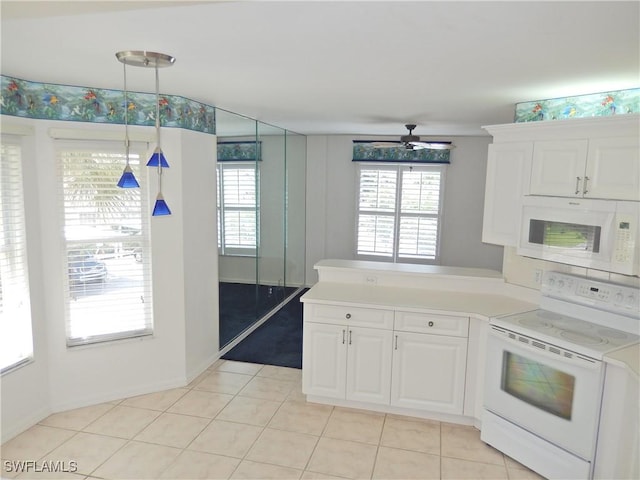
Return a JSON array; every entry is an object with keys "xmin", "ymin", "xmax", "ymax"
[{"xmin": 482, "ymin": 271, "xmax": 640, "ymax": 480}]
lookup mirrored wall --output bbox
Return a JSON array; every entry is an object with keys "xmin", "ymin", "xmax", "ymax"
[{"xmin": 216, "ymin": 109, "xmax": 306, "ymax": 349}]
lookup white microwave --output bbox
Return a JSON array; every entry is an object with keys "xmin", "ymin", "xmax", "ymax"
[{"xmin": 518, "ymin": 196, "xmax": 640, "ymax": 276}]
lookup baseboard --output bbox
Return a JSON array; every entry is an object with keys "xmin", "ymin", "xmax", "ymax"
[{"xmin": 1, "ymin": 405, "xmax": 52, "ymax": 444}]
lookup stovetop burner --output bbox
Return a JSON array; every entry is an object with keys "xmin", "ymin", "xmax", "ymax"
[{"xmin": 560, "ymin": 330, "xmax": 606, "ymax": 345}]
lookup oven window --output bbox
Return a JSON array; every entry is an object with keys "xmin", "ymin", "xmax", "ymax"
[
  {"xmin": 502, "ymin": 351, "xmax": 575, "ymax": 420},
  {"xmin": 528, "ymin": 219, "xmax": 600, "ymax": 253}
]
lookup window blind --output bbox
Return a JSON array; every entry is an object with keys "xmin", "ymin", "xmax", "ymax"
[
  {"xmin": 217, "ymin": 163, "xmax": 258, "ymax": 255},
  {"xmin": 0, "ymin": 138, "xmax": 34, "ymax": 373},
  {"xmin": 57, "ymin": 142, "xmax": 153, "ymax": 346},
  {"xmin": 398, "ymin": 169, "xmax": 441, "ymax": 259},
  {"xmin": 356, "ymin": 164, "xmax": 445, "ymax": 263}
]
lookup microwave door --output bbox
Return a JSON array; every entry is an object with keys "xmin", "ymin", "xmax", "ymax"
[{"xmin": 518, "ymin": 205, "xmax": 614, "ymax": 269}]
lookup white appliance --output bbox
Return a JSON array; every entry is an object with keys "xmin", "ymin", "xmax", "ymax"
[
  {"xmin": 481, "ymin": 271, "xmax": 640, "ymax": 480},
  {"xmin": 518, "ymin": 196, "xmax": 640, "ymax": 276}
]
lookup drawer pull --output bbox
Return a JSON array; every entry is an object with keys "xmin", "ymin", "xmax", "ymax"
[
  {"xmin": 428, "ymin": 321, "xmax": 434, "ymax": 327},
  {"xmin": 349, "ymin": 330, "xmax": 352, "ymax": 345},
  {"xmin": 345, "ymin": 313, "xmax": 351, "ymax": 319},
  {"xmin": 342, "ymin": 329, "xmax": 346, "ymax": 344}
]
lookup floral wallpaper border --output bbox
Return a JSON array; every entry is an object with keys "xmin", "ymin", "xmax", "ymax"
[
  {"xmin": 352, "ymin": 141, "xmax": 451, "ymax": 163},
  {"xmin": 0, "ymin": 75, "xmax": 215, "ymax": 134},
  {"xmin": 217, "ymin": 141, "xmax": 261, "ymax": 161},
  {"xmin": 514, "ymin": 88, "xmax": 640, "ymax": 123}
]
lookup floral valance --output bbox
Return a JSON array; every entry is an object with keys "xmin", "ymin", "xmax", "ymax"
[
  {"xmin": 515, "ymin": 88, "xmax": 640, "ymax": 123},
  {"xmin": 0, "ymin": 75, "xmax": 215, "ymax": 134},
  {"xmin": 217, "ymin": 141, "xmax": 261, "ymax": 161},
  {"xmin": 352, "ymin": 141, "xmax": 450, "ymax": 163}
]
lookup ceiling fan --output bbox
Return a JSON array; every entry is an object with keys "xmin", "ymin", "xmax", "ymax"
[{"xmin": 371, "ymin": 124, "xmax": 454, "ymax": 150}]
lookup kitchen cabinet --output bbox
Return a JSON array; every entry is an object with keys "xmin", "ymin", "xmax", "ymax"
[
  {"xmin": 483, "ymin": 116, "xmax": 640, "ymax": 248},
  {"xmin": 303, "ymin": 300, "xmax": 469, "ymax": 416},
  {"xmin": 391, "ymin": 311, "xmax": 468, "ymax": 414},
  {"xmin": 302, "ymin": 303, "xmax": 393, "ymax": 405},
  {"xmin": 594, "ymin": 357, "xmax": 639, "ymax": 479},
  {"xmin": 529, "ymin": 139, "xmax": 589, "ymax": 197},
  {"xmin": 482, "ymin": 142, "xmax": 533, "ymax": 246},
  {"xmin": 529, "ymin": 137, "xmax": 640, "ymax": 200}
]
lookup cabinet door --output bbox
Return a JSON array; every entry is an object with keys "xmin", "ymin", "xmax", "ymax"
[
  {"xmin": 391, "ymin": 332, "xmax": 467, "ymax": 414},
  {"xmin": 302, "ymin": 322, "xmax": 347, "ymax": 399},
  {"xmin": 585, "ymin": 136, "xmax": 640, "ymax": 201},
  {"xmin": 529, "ymin": 140, "xmax": 588, "ymax": 197},
  {"xmin": 346, "ymin": 327, "xmax": 393, "ymax": 405},
  {"xmin": 482, "ymin": 142, "xmax": 533, "ymax": 246}
]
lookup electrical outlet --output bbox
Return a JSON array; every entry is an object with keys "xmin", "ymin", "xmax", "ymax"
[
  {"xmin": 365, "ymin": 275, "xmax": 378, "ymax": 285},
  {"xmin": 534, "ymin": 269, "xmax": 543, "ymax": 285}
]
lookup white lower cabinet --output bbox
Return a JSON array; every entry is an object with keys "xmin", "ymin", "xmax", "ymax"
[
  {"xmin": 391, "ymin": 312, "xmax": 469, "ymax": 415},
  {"xmin": 302, "ymin": 303, "xmax": 393, "ymax": 405},
  {"xmin": 303, "ymin": 302, "xmax": 469, "ymax": 417},
  {"xmin": 391, "ymin": 332, "xmax": 467, "ymax": 414}
]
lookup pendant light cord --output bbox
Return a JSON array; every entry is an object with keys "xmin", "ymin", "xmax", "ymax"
[
  {"xmin": 123, "ymin": 62, "xmax": 131, "ymax": 167},
  {"xmin": 155, "ymin": 63, "xmax": 163, "ymax": 193}
]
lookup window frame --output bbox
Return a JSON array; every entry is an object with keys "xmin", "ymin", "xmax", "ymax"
[
  {"xmin": 355, "ymin": 162, "xmax": 446, "ymax": 265},
  {"xmin": 0, "ymin": 134, "xmax": 34, "ymax": 374},
  {"xmin": 56, "ymin": 139, "xmax": 154, "ymax": 347},
  {"xmin": 217, "ymin": 161, "xmax": 259, "ymax": 257}
]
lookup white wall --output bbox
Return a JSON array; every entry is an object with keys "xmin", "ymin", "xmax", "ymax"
[
  {"xmin": 304, "ymin": 134, "xmax": 504, "ymax": 284},
  {"xmin": 1, "ymin": 117, "xmax": 219, "ymax": 442}
]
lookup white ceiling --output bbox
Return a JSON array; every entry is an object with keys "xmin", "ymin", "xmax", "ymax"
[{"xmin": 1, "ymin": 1, "xmax": 638, "ymax": 137}]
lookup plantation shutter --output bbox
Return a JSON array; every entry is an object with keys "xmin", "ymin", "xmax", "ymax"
[
  {"xmin": 57, "ymin": 141, "xmax": 153, "ymax": 346},
  {"xmin": 357, "ymin": 167, "xmax": 397, "ymax": 257},
  {"xmin": 218, "ymin": 164, "xmax": 257, "ymax": 254},
  {"xmin": 356, "ymin": 164, "xmax": 445, "ymax": 263},
  {"xmin": 0, "ymin": 137, "xmax": 34, "ymax": 373},
  {"xmin": 398, "ymin": 168, "xmax": 441, "ymax": 259}
]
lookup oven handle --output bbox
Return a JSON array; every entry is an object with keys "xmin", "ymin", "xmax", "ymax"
[{"xmin": 488, "ymin": 325, "xmax": 603, "ymax": 370}]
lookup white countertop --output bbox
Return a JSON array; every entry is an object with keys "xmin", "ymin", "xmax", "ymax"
[
  {"xmin": 605, "ymin": 343, "xmax": 640, "ymax": 379},
  {"xmin": 301, "ymin": 282, "xmax": 538, "ymax": 320}
]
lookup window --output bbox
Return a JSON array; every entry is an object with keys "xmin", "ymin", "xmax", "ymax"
[
  {"xmin": 356, "ymin": 164, "xmax": 445, "ymax": 263},
  {"xmin": 57, "ymin": 142, "xmax": 152, "ymax": 346},
  {"xmin": 217, "ymin": 163, "xmax": 258, "ymax": 255},
  {"xmin": 0, "ymin": 137, "xmax": 34, "ymax": 373}
]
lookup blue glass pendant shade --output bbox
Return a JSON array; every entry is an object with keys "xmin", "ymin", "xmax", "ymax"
[
  {"xmin": 152, "ymin": 193, "xmax": 171, "ymax": 216},
  {"xmin": 117, "ymin": 165, "xmax": 140, "ymax": 188},
  {"xmin": 147, "ymin": 147, "xmax": 170, "ymax": 168}
]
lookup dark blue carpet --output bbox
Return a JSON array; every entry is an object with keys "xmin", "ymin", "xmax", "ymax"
[
  {"xmin": 221, "ymin": 288, "xmax": 307, "ymax": 369},
  {"xmin": 219, "ymin": 282, "xmax": 297, "ymax": 347}
]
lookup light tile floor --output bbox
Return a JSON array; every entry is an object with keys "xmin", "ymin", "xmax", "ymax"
[{"xmin": 1, "ymin": 360, "xmax": 545, "ymax": 480}]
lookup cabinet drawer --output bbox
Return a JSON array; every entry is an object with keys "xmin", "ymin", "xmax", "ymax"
[
  {"xmin": 306, "ymin": 303, "xmax": 393, "ymax": 329},
  {"xmin": 394, "ymin": 311, "xmax": 469, "ymax": 337}
]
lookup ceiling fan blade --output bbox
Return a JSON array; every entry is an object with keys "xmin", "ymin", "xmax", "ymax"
[
  {"xmin": 371, "ymin": 141, "xmax": 403, "ymax": 149},
  {"xmin": 409, "ymin": 141, "xmax": 455, "ymax": 150}
]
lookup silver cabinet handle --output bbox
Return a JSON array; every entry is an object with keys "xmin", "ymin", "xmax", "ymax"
[
  {"xmin": 583, "ymin": 176, "xmax": 589, "ymax": 195},
  {"xmin": 428, "ymin": 321, "xmax": 434, "ymax": 327},
  {"xmin": 394, "ymin": 335, "xmax": 398, "ymax": 350},
  {"xmin": 342, "ymin": 329, "xmax": 346, "ymax": 344},
  {"xmin": 345, "ymin": 313, "xmax": 351, "ymax": 319},
  {"xmin": 349, "ymin": 330, "xmax": 352, "ymax": 345},
  {"xmin": 575, "ymin": 176, "xmax": 582, "ymax": 195}
]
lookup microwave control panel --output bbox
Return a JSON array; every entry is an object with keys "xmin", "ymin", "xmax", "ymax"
[{"xmin": 542, "ymin": 271, "xmax": 639, "ymax": 315}]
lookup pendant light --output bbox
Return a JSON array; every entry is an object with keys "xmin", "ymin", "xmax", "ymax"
[
  {"xmin": 115, "ymin": 50, "xmax": 176, "ymax": 216},
  {"xmin": 116, "ymin": 55, "xmax": 139, "ymax": 188}
]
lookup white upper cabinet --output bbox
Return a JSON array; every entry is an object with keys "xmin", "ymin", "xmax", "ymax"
[
  {"xmin": 482, "ymin": 142, "xmax": 533, "ymax": 246},
  {"xmin": 529, "ymin": 137, "xmax": 640, "ymax": 200},
  {"xmin": 585, "ymin": 136, "xmax": 640, "ymax": 201},
  {"xmin": 482, "ymin": 115, "xmax": 640, "ymax": 246},
  {"xmin": 529, "ymin": 140, "xmax": 589, "ymax": 196}
]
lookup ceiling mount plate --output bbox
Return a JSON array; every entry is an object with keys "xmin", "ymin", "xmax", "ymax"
[{"xmin": 116, "ymin": 50, "xmax": 175, "ymax": 68}]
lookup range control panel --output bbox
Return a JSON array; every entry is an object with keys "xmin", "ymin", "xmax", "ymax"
[{"xmin": 542, "ymin": 271, "xmax": 640, "ymax": 317}]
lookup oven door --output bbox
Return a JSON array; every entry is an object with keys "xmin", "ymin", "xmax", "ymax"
[{"xmin": 484, "ymin": 325, "xmax": 604, "ymax": 460}]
